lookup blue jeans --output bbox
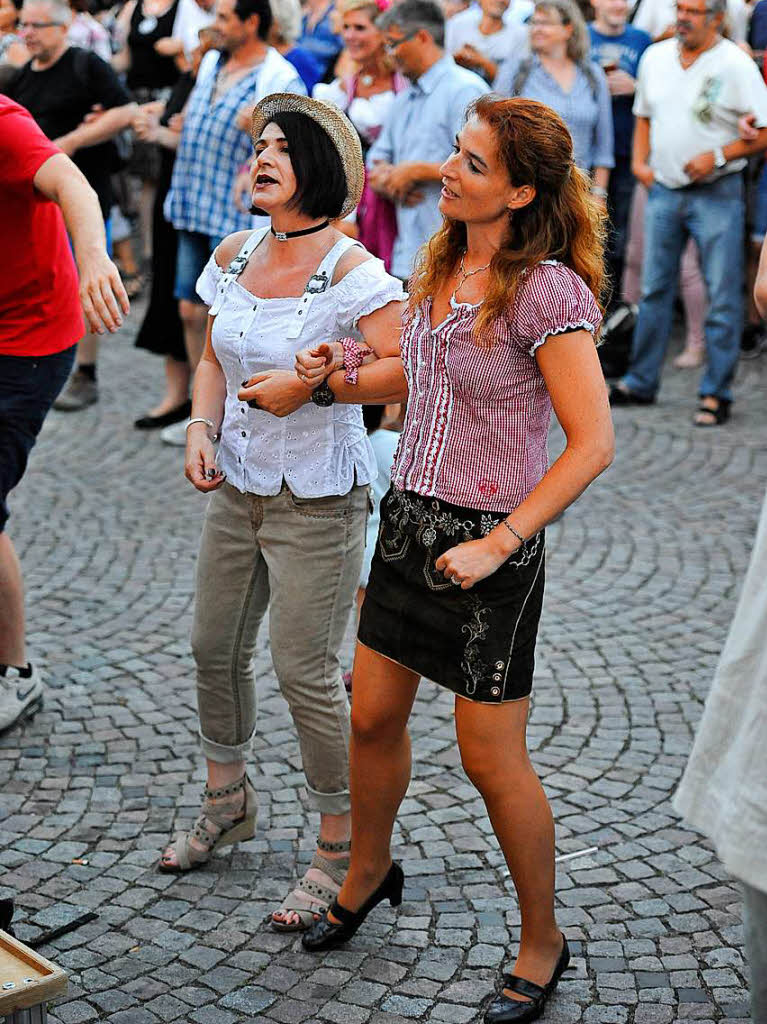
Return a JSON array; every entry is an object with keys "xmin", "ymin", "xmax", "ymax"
[
  {"xmin": 623, "ymin": 173, "xmax": 744, "ymax": 402},
  {"xmin": 606, "ymin": 155, "xmax": 635, "ymax": 309}
]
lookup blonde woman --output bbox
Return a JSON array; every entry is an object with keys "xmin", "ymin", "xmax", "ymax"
[
  {"xmin": 314, "ymin": 0, "xmax": 406, "ymax": 268},
  {"xmin": 496, "ymin": 0, "xmax": 614, "ymax": 192}
]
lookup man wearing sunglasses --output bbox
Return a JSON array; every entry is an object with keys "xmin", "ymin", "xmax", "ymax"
[
  {"xmin": 610, "ymin": 0, "xmax": 767, "ymax": 426},
  {"xmin": 366, "ymin": 0, "xmax": 488, "ymax": 283}
]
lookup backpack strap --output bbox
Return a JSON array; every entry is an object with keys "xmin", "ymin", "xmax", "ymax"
[
  {"xmin": 285, "ymin": 235, "xmax": 363, "ymax": 340},
  {"xmin": 510, "ymin": 55, "xmax": 534, "ymax": 97},
  {"xmin": 579, "ymin": 60, "xmax": 600, "ymax": 102},
  {"xmin": 209, "ymin": 227, "xmax": 269, "ymax": 316}
]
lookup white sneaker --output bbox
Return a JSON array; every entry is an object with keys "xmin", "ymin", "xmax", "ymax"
[
  {"xmin": 0, "ymin": 663, "xmax": 43, "ymax": 734},
  {"xmin": 160, "ymin": 420, "xmax": 189, "ymax": 447}
]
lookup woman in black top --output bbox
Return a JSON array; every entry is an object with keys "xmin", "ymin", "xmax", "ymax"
[
  {"xmin": 123, "ymin": 0, "xmax": 181, "ymax": 92},
  {"xmin": 114, "ymin": 0, "xmax": 182, "ymax": 260},
  {"xmin": 132, "ymin": 32, "xmax": 213, "ymax": 428}
]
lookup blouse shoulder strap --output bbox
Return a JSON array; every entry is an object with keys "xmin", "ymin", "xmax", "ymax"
[
  {"xmin": 209, "ymin": 228, "xmax": 268, "ymax": 316},
  {"xmin": 285, "ymin": 235, "xmax": 363, "ymax": 340}
]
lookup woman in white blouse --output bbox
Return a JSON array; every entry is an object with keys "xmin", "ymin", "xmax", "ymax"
[
  {"xmin": 158, "ymin": 94, "xmax": 407, "ymax": 935},
  {"xmin": 314, "ymin": 0, "xmax": 406, "ymax": 269}
]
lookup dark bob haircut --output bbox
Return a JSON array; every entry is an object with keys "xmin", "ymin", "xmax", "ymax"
[
  {"xmin": 234, "ymin": 0, "xmax": 272, "ymax": 40},
  {"xmin": 252, "ymin": 111, "xmax": 347, "ymax": 220}
]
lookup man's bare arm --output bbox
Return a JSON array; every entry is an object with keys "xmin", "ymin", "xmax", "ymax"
[
  {"xmin": 631, "ymin": 115, "xmax": 654, "ymax": 187},
  {"xmin": 54, "ymin": 102, "xmax": 138, "ymax": 157},
  {"xmin": 755, "ymin": 235, "xmax": 767, "ymax": 317},
  {"xmin": 33, "ymin": 152, "xmax": 129, "ymax": 334}
]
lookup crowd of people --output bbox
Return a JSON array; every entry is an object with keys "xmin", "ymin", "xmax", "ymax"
[
  {"xmin": 2, "ymin": 0, "xmax": 767, "ymax": 1019},
  {"xmin": 1, "ymin": 0, "xmax": 767, "ymax": 426}
]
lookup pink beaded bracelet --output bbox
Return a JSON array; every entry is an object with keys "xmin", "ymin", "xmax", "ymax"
[{"xmin": 340, "ymin": 337, "xmax": 372, "ymax": 385}]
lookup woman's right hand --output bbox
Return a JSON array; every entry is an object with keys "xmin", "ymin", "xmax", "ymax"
[
  {"xmin": 185, "ymin": 426, "xmax": 226, "ymax": 492},
  {"xmin": 295, "ymin": 341, "xmax": 343, "ymax": 387}
]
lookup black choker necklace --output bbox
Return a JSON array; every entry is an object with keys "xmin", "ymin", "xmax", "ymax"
[{"xmin": 271, "ymin": 220, "xmax": 330, "ymax": 241}]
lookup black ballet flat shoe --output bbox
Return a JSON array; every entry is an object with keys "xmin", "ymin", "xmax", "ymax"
[
  {"xmin": 608, "ymin": 384, "xmax": 656, "ymax": 407},
  {"xmin": 484, "ymin": 936, "xmax": 571, "ymax": 1024},
  {"xmin": 302, "ymin": 862, "xmax": 404, "ymax": 952},
  {"xmin": 134, "ymin": 399, "xmax": 192, "ymax": 430}
]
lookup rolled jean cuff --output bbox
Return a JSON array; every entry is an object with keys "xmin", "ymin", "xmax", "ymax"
[
  {"xmin": 305, "ymin": 783, "xmax": 350, "ymax": 816},
  {"xmin": 199, "ymin": 728, "xmax": 255, "ymax": 763}
]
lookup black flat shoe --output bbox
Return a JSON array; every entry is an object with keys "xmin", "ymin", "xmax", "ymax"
[
  {"xmin": 609, "ymin": 384, "xmax": 656, "ymax": 406},
  {"xmin": 134, "ymin": 399, "xmax": 191, "ymax": 430},
  {"xmin": 484, "ymin": 936, "xmax": 571, "ymax": 1024},
  {"xmin": 302, "ymin": 861, "xmax": 404, "ymax": 952}
]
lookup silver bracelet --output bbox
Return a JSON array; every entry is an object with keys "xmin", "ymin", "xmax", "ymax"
[
  {"xmin": 503, "ymin": 519, "xmax": 526, "ymax": 545},
  {"xmin": 590, "ymin": 184, "xmax": 608, "ymax": 198},
  {"xmin": 186, "ymin": 417, "xmax": 219, "ymax": 441}
]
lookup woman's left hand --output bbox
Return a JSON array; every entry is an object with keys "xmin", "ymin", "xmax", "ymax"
[
  {"xmin": 237, "ymin": 371, "xmax": 313, "ymax": 417},
  {"xmin": 295, "ymin": 341, "xmax": 343, "ymax": 387},
  {"xmin": 435, "ymin": 537, "xmax": 511, "ymax": 590}
]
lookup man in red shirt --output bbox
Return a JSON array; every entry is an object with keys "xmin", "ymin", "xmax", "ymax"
[{"xmin": 0, "ymin": 96, "xmax": 129, "ymax": 734}]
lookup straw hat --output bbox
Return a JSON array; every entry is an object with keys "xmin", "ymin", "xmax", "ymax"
[{"xmin": 251, "ymin": 93, "xmax": 365, "ymax": 218}]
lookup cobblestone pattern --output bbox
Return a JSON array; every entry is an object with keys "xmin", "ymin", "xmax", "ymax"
[{"xmin": 1, "ymin": 311, "xmax": 766, "ymax": 1024}]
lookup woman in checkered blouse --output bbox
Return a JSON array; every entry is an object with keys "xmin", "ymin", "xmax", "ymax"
[{"xmin": 302, "ymin": 96, "xmax": 615, "ymax": 1022}]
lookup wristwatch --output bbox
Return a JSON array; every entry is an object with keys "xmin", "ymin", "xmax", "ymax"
[
  {"xmin": 310, "ymin": 381, "xmax": 336, "ymax": 407},
  {"xmin": 713, "ymin": 146, "xmax": 726, "ymax": 169}
]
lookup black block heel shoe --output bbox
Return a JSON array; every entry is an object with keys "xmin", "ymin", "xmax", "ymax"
[
  {"xmin": 483, "ymin": 935, "xmax": 571, "ymax": 1024},
  {"xmin": 302, "ymin": 862, "xmax": 404, "ymax": 952}
]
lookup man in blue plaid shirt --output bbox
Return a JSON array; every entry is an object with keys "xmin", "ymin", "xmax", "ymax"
[{"xmin": 164, "ymin": 0, "xmax": 304, "ymax": 443}]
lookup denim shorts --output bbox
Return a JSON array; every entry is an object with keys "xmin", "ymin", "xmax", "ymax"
[
  {"xmin": 174, "ymin": 229, "xmax": 221, "ymax": 303},
  {"xmin": 0, "ymin": 346, "xmax": 76, "ymax": 532}
]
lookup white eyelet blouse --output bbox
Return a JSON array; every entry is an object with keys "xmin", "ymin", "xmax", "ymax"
[{"xmin": 196, "ymin": 235, "xmax": 406, "ymax": 498}]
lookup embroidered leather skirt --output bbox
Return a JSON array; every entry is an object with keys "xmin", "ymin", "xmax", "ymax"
[{"xmin": 358, "ymin": 487, "xmax": 545, "ymax": 704}]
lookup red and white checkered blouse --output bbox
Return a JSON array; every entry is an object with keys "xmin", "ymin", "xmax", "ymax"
[{"xmin": 391, "ymin": 260, "xmax": 602, "ymax": 513}]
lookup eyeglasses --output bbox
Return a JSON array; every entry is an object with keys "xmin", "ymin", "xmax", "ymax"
[
  {"xmin": 18, "ymin": 19, "xmax": 65, "ymax": 29},
  {"xmin": 675, "ymin": 3, "xmax": 712, "ymax": 14},
  {"xmin": 383, "ymin": 28, "xmax": 420, "ymax": 51}
]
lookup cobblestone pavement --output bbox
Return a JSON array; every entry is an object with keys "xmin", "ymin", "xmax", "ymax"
[{"xmin": 2, "ymin": 307, "xmax": 766, "ymax": 1024}]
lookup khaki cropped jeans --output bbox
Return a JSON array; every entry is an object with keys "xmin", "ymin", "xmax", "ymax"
[{"xmin": 192, "ymin": 481, "xmax": 368, "ymax": 815}]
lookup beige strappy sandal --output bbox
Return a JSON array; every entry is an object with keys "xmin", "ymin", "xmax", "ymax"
[
  {"xmin": 270, "ymin": 838, "xmax": 350, "ymax": 932},
  {"xmin": 158, "ymin": 774, "xmax": 258, "ymax": 873}
]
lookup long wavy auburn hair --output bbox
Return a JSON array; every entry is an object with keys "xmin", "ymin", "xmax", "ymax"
[{"xmin": 408, "ymin": 95, "xmax": 608, "ymax": 344}]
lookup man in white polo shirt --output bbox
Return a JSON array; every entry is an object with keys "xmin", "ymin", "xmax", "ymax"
[{"xmin": 610, "ymin": 0, "xmax": 767, "ymax": 425}]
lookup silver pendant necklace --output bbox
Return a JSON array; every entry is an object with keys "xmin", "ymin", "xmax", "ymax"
[
  {"xmin": 452, "ymin": 251, "xmax": 491, "ymax": 303},
  {"xmin": 457, "ymin": 252, "xmax": 491, "ymax": 286}
]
